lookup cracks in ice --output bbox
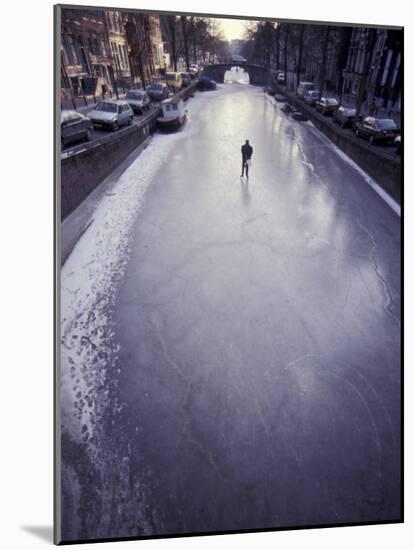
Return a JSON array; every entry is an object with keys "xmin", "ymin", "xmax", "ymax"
[
  {"xmin": 148, "ymin": 313, "xmax": 228, "ymax": 483},
  {"xmin": 356, "ymin": 217, "xmax": 400, "ymax": 329},
  {"xmin": 278, "ymin": 352, "xmax": 397, "ymax": 484}
]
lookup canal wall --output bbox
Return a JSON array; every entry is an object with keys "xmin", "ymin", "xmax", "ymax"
[
  {"xmin": 272, "ymin": 84, "xmax": 402, "ymax": 204},
  {"xmin": 60, "ymin": 83, "xmax": 197, "ymax": 219}
]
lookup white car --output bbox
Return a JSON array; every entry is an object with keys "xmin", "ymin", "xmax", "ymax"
[
  {"xmin": 297, "ymin": 81, "xmax": 315, "ymax": 98},
  {"xmin": 88, "ymin": 100, "xmax": 134, "ymax": 131},
  {"xmin": 304, "ymin": 90, "xmax": 321, "ymax": 106},
  {"xmin": 189, "ymin": 64, "xmax": 199, "ymax": 76},
  {"xmin": 276, "ymin": 72, "xmax": 286, "ymax": 84}
]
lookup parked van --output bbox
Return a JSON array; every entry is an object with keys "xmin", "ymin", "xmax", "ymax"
[
  {"xmin": 297, "ymin": 81, "xmax": 315, "ymax": 98},
  {"xmin": 164, "ymin": 72, "xmax": 183, "ymax": 92}
]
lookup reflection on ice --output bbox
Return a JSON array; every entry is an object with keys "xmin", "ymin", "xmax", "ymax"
[{"xmin": 224, "ymin": 66, "xmax": 250, "ymax": 85}]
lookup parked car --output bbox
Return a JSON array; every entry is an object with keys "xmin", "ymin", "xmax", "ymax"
[
  {"xmin": 189, "ymin": 64, "xmax": 199, "ymax": 76},
  {"xmin": 88, "ymin": 100, "xmax": 133, "ymax": 131},
  {"xmin": 333, "ymin": 106, "xmax": 357, "ymax": 128},
  {"xmin": 198, "ymin": 75, "xmax": 217, "ymax": 91},
  {"xmin": 180, "ymin": 72, "xmax": 191, "ymax": 87},
  {"xmin": 276, "ymin": 72, "xmax": 286, "ymax": 84},
  {"xmin": 281, "ymin": 102, "xmax": 295, "ymax": 113},
  {"xmin": 297, "ymin": 81, "xmax": 315, "ymax": 98},
  {"xmin": 291, "ymin": 110, "xmax": 308, "ymax": 121},
  {"xmin": 274, "ymin": 94, "xmax": 286, "ymax": 102},
  {"xmin": 61, "ymin": 110, "xmax": 92, "ymax": 147},
  {"xmin": 146, "ymin": 82, "xmax": 170, "ymax": 102},
  {"xmin": 125, "ymin": 89, "xmax": 151, "ymax": 115},
  {"xmin": 315, "ymin": 97, "xmax": 339, "ymax": 115},
  {"xmin": 304, "ymin": 90, "xmax": 320, "ymax": 106},
  {"xmin": 394, "ymin": 134, "xmax": 401, "ymax": 155},
  {"xmin": 164, "ymin": 72, "xmax": 183, "ymax": 92},
  {"xmin": 355, "ymin": 117, "xmax": 399, "ymax": 144}
]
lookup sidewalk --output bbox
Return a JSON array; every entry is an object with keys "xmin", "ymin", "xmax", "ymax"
[{"xmin": 61, "ymin": 91, "xmax": 127, "ymax": 114}]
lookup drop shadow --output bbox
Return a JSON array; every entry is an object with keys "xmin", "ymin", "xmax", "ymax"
[{"xmin": 21, "ymin": 525, "xmax": 53, "ymax": 543}]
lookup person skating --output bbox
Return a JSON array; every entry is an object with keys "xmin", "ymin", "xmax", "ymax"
[{"xmin": 241, "ymin": 139, "xmax": 253, "ymax": 178}]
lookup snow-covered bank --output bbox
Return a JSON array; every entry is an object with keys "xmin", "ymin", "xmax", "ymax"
[{"xmin": 60, "ymin": 84, "xmax": 247, "ymax": 443}]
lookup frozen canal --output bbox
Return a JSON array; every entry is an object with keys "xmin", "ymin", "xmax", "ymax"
[{"xmin": 60, "ymin": 83, "xmax": 401, "ymax": 541}]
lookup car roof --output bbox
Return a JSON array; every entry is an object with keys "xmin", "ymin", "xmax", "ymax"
[
  {"xmin": 162, "ymin": 96, "xmax": 183, "ymax": 105},
  {"xmin": 61, "ymin": 110, "xmax": 86, "ymax": 121},
  {"xmin": 97, "ymin": 99, "xmax": 129, "ymax": 105}
]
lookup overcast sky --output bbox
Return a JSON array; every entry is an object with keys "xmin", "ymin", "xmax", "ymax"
[{"xmin": 214, "ymin": 17, "xmax": 254, "ymax": 41}]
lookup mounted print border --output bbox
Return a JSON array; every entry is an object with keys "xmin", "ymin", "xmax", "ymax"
[{"xmin": 54, "ymin": 3, "xmax": 403, "ymax": 544}]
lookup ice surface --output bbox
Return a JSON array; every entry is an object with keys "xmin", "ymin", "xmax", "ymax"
[{"xmin": 60, "ymin": 84, "xmax": 401, "ymax": 540}]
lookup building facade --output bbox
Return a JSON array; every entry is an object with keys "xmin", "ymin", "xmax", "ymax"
[
  {"xmin": 120, "ymin": 12, "xmax": 160, "ymax": 88},
  {"xmin": 61, "ymin": 8, "xmax": 165, "ymax": 101},
  {"xmin": 342, "ymin": 27, "xmax": 402, "ymax": 113},
  {"xmin": 61, "ymin": 8, "xmax": 115, "ymax": 98},
  {"xmin": 105, "ymin": 11, "xmax": 131, "ymax": 89}
]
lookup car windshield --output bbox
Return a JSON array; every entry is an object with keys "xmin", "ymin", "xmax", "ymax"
[
  {"xmin": 345, "ymin": 108, "xmax": 356, "ymax": 116},
  {"xmin": 127, "ymin": 92, "xmax": 144, "ymax": 100},
  {"xmin": 375, "ymin": 119, "xmax": 397, "ymax": 130},
  {"xmin": 325, "ymin": 99, "xmax": 338, "ymax": 106},
  {"xmin": 95, "ymin": 102, "xmax": 117, "ymax": 113},
  {"xmin": 149, "ymin": 84, "xmax": 163, "ymax": 90}
]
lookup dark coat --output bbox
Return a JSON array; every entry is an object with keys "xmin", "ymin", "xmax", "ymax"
[{"xmin": 241, "ymin": 143, "xmax": 253, "ymax": 160}]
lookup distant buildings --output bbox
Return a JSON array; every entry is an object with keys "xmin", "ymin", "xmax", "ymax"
[
  {"xmin": 342, "ymin": 28, "xmax": 402, "ymax": 113},
  {"xmin": 230, "ymin": 39, "xmax": 244, "ymax": 56},
  {"xmin": 60, "ymin": 7, "xmax": 168, "ymax": 100}
]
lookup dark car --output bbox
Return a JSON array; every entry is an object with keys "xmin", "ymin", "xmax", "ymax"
[
  {"xmin": 274, "ymin": 94, "xmax": 286, "ymax": 102},
  {"xmin": 315, "ymin": 97, "xmax": 339, "ymax": 115},
  {"xmin": 264, "ymin": 85, "xmax": 276, "ymax": 95},
  {"xmin": 355, "ymin": 117, "xmax": 399, "ymax": 145},
  {"xmin": 61, "ymin": 110, "xmax": 92, "ymax": 147},
  {"xmin": 125, "ymin": 89, "xmax": 151, "ymax": 114},
  {"xmin": 198, "ymin": 75, "xmax": 217, "ymax": 91},
  {"xmin": 291, "ymin": 110, "xmax": 308, "ymax": 121},
  {"xmin": 281, "ymin": 102, "xmax": 295, "ymax": 113},
  {"xmin": 333, "ymin": 106, "xmax": 357, "ymax": 128},
  {"xmin": 394, "ymin": 135, "xmax": 401, "ymax": 155},
  {"xmin": 146, "ymin": 82, "xmax": 170, "ymax": 102},
  {"xmin": 180, "ymin": 72, "xmax": 192, "ymax": 87}
]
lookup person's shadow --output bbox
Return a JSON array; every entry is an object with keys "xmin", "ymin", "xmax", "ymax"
[
  {"xmin": 240, "ymin": 177, "xmax": 251, "ymax": 206},
  {"xmin": 21, "ymin": 525, "xmax": 53, "ymax": 543}
]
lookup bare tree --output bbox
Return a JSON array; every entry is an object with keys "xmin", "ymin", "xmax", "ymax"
[
  {"xmin": 356, "ymin": 28, "xmax": 377, "ymax": 118},
  {"xmin": 296, "ymin": 24, "xmax": 305, "ymax": 88},
  {"xmin": 160, "ymin": 15, "xmax": 184, "ymax": 71},
  {"xmin": 181, "ymin": 16, "xmax": 190, "ymax": 71},
  {"xmin": 283, "ymin": 24, "xmax": 290, "ymax": 82},
  {"xmin": 318, "ymin": 25, "xmax": 331, "ymax": 95}
]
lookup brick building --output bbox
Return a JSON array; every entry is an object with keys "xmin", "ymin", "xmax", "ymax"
[{"xmin": 61, "ymin": 8, "xmax": 166, "ymax": 101}]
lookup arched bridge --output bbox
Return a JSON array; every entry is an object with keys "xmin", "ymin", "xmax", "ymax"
[{"xmin": 201, "ymin": 64, "xmax": 272, "ymax": 86}]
